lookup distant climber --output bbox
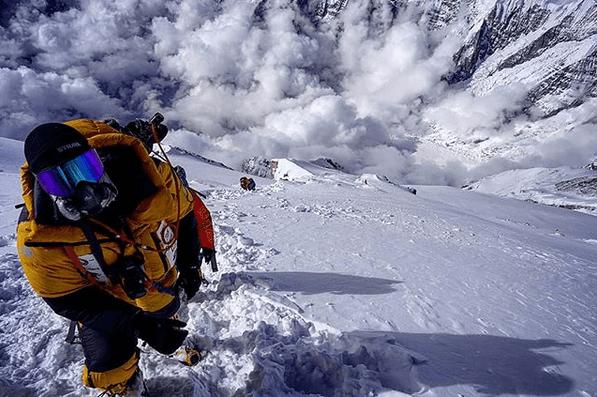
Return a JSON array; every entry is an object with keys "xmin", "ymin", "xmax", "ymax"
[
  {"xmin": 16, "ymin": 116, "xmax": 217, "ymax": 396},
  {"xmin": 240, "ymin": 176, "xmax": 256, "ymax": 191}
]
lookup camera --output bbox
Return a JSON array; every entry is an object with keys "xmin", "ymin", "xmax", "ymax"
[
  {"xmin": 118, "ymin": 256, "xmax": 148, "ymax": 300},
  {"xmin": 149, "ymin": 112, "xmax": 165, "ymax": 126},
  {"xmin": 123, "ymin": 112, "xmax": 169, "ymax": 153}
]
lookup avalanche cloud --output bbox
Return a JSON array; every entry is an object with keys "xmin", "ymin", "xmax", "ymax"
[{"xmin": 0, "ymin": 0, "xmax": 595, "ymax": 184}]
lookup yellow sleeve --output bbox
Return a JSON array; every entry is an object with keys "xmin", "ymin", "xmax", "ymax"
[
  {"xmin": 17, "ymin": 234, "xmax": 88, "ymax": 298},
  {"xmin": 19, "ymin": 247, "xmax": 89, "ymax": 298},
  {"xmin": 64, "ymin": 119, "xmax": 121, "ymax": 138},
  {"xmin": 155, "ymin": 161, "xmax": 194, "ymax": 222}
]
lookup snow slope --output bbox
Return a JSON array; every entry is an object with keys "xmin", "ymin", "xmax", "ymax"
[
  {"xmin": 466, "ymin": 165, "xmax": 597, "ymax": 215},
  {"xmin": 1, "ymin": 138, "xmax": 596, "ymax": 396}
]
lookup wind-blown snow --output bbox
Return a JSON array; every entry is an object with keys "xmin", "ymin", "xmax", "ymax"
[{"xmin": 1, "ymin": 139, "xmax": 596, "ymax": 396}]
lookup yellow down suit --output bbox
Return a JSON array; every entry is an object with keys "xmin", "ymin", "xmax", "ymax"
[{"xmin": 17, "ymin": 119, "xmax": 196, "ymax": 392}]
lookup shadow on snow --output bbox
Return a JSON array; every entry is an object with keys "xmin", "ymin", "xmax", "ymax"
[
  {"xmin": 190, "ymin": 323, "xmax": 574, "ymax": 396},
  {"xmin": 246, "ymin": 271, "xmax": 403, "ymax": 295},
  {"xmin": 369, "ymin": 331, "xmax": 573, "ymax": 396}
]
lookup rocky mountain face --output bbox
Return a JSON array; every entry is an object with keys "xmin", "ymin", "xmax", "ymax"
[
  {"xmin": 555, "ymin": 176, "xmax": 597, "ymax": 196},
  {"xmin": 457, "ymin": 0, "xmax": 596, "ymax": 118},
  {"xmin": 311, "ymin": 0, "xmax": 596, "ymax": 120}
]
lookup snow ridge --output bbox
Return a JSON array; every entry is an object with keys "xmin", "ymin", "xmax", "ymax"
[
  {"xmin": 1, "ymin": 147, "xmax": 597, "ymax": 396},
  {"xmin": 465, "ymin": 165, "xmax": 597, "ymax": 214}
]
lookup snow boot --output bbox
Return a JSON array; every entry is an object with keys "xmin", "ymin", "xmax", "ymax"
[
  {"xmin": 97, "ymin": 370, "xmax": 149, "ymax": 397},
  {"xmin": 172, "ymin": 343, "xmax": 205, "ymax": 366}
]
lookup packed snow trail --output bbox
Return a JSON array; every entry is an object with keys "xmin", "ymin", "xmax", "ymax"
[{"xmin": 1, "ymin": 138, "xmax": 596, "ymax": 396}]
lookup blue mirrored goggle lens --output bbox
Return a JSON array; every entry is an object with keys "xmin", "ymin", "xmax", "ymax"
[
  {"xmin": 62, "ymin": 149, "xmax": 105, "ymax": 184},
  {"xmin": 36, "ymin": 167, "xmax": 73, "ymax": 197},
  {"xmin": 36, "ymin": 149, "xmax": 105, "ymax": 197}
]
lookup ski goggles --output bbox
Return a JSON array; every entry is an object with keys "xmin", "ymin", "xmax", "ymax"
[{"xmin": 35, "ymin": 149, "xmax": 105, "ymax": 197}]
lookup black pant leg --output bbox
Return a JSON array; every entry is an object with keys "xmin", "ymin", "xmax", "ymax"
[{"xmin": 79, "ymin": 324, "xmax": 139, "ymax": 373}]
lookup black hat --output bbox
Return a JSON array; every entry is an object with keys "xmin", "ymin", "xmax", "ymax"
[{"xmin": 24, "ymin": 123, "xmax": 90, "ymax": 173}]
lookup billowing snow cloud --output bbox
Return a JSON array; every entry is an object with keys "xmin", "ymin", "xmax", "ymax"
[
  {"xmin": 0, "ymin": 66, "xmax": 127, "ymax": 136},
  {"xmin": 338, "ymin": 3, "xmax": 459, "ymax": 123},
  {"xmin": 423, "ymin": 86, "xmax": 528, "ymax": 139},
  {"xmin": 0, "ymin": 0, "xmax": 594, "ymax": 185}
]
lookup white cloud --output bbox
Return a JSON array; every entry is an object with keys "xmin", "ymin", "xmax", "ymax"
[
  {"xmin": 0, "ymin": 66, "xmax": 126, "ymax": 138},
  {"xmin": 423, "ymin": 85, "xmax": 528, "ymax": 138},
  {"xmin": 527, "ymin": 123, "xmax": 597, "ymax": 168},
  {"xmin": 338, "ymin": 2, "xmax": 459, "ymax": 122},
  {"xmin": 0, "ymin": 0, "xmax": 593, "ymax": 185}
]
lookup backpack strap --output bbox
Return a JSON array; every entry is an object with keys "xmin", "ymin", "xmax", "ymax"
[
  {"xmin": 64, "ymin": 320, "xmax": 79, "ymax": 344},
  {"xmin": 77, "ymin": 220, "xmax": 119, "ymax": 284},
  {"xmin": 64, "ymin": 246, "xmax": 103, "ymax": 285},
  {"xmin": 64, "ymin": 219, "xmax": 180, "ymax": 300}
]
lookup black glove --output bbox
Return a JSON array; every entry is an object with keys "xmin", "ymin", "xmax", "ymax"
[
  {"xmin": 124, "ymin": 119, "xmax": 168, "ymax": 152},
  {"xmin": 200, "ymin": 248, "xmax": 218, "ymax": 272},
  {"xmin": 103, "ymin": 118, "xmax": 125, "ymax": 132},
  {"xmin": 178, "ymin": 264, "xmax": 203, "ymax": 299},
  {"xmin": 134, "ymin": 313, "xmax": 188, "ymax": 355}
]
